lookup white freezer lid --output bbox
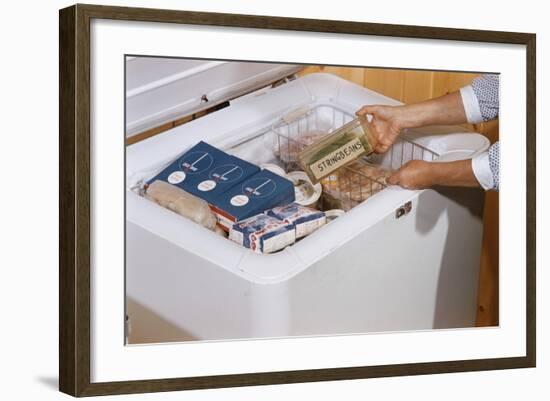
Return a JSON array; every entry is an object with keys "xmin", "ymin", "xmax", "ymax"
[{"xmin": 125, "ymin": 57, "xmax": 302, "ymax": 137}]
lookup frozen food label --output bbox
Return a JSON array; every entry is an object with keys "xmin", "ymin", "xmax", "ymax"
[
  {"xmin": 210, "ymin": 169, "xmax": 295, "ymax": 225},
  {"xmin": 180, "ymin": 151, "xmax": 213, "ymax": 174},
  {"xmin": 231, "ymin": 195, "xmax": 249, "ymax": 206},
  {"xmin": 168, "ymin": 171, "xmax": 186, "ymax": 184},
  {"xmin": 146, "ymin": 141, "xmax": 261, "ymax": 207},
  {"xmin": 198, "ymin": 180, "xmax": 216, "ymax": 191},
  {"xmin": 242, "ymin": 178, "xmax": 276, "ymax": 198},
  {"xmin": 308, "ymin": 137, "xmax": 366, "ymax": 180},
  {"xmin": 210, "ymin": 164, "xmax": 243, "ymax": 183}
]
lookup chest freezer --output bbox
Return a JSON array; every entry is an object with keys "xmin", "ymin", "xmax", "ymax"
[{"xmin": 125, "ymin": 63, "xmax": 489, "ymax": 343}]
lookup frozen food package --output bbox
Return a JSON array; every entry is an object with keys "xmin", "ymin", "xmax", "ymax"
[
  {"xmin": 145, "ymin": 180, "xmax": 217, "ymax": 231},
  {"xmin": 266, "ymin": 203, "xmax": 326, "ymax": 239},
  {"xmin": 146, "ymin": 141, "xmax": 260, "ymax": 204},
  {"xmin": 229, "ymin": 214, "xmax": 295, "ymax": 254},
  {"xmin": 298, "ymin": 117, "xmax": 376, "ymax": 183},
  {"xmin": 210, "ymin": 169, "xmax": 295, "ymax": 231}
]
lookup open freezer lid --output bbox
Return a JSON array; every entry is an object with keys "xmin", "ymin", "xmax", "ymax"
[{"xmin": 125, "ymin": 57, "xmax": 303, "ymax": 138}]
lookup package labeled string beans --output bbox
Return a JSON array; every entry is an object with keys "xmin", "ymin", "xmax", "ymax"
[{"xmin": 298, "ymin": 117, "xmax": 376, "ymax": 183}]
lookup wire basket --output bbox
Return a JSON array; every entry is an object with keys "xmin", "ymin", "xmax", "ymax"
[{"xmin": 270, "ymin": 104, "xmax": 439, "ymax": 210}]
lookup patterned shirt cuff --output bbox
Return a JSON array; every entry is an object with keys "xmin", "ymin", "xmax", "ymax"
[
  {"xmin": 471, "ymin": 151, "xmax": 494, "ymax": 190},
  {"xmin": 460, "ymin": 85, "xmax": 484, "ymax": 124}
]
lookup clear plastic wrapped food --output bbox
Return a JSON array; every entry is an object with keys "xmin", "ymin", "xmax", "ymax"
[
  {"xmin": 298, "ymin": 117, "xmax": 376, "ymax": 183},
  {"xmin": 145, "ymin": 180, "xmax": 217, "ymax": 231}
]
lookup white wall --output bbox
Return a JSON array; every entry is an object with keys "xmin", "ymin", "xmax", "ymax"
[{"xmin": 0, "ymin": 0, "xmax": 546, "ymax": 400}]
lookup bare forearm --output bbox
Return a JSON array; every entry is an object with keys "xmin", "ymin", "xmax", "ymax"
[
  {"xmin": 431, "ymin": 159, "xmax": 480, "ymax": 188},
  {"xmin": 395, "ymin": 91, "xmax": 468, "ymax": 129},
  {"xmin": 388, "ymin": 159, "xmax": 480, "ymax": 189}
]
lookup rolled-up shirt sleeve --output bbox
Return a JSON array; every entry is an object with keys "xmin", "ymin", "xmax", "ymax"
[
  {"xmin": 471, "ymin": 141, "xmax": 499, "ymax": 191},
  {"xmin": 461, "ymin": 74, "xmax": 500, "ymax": 191},
  {"xmin": 460, "ymin": 74, "xmax": 500, "ymax": 124}
]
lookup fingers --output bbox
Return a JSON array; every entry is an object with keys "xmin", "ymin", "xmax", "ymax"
[
  {"xmin": 373, "ymin": 143, "xmax": 390, "ymax": 154},
  {"xmin": 388, "ymin": 161, "xmax": 412, "ymax": 186},
  {"xmin": 355, "ymin": 105, "xmax": 378, "ymax": 117},
  {"xmin": 387, "ymin": 170, "xmax": 400, "ymax": 186},
  {"xmin": 387, "ymin": 161, "xmax": 430, "ymax": 189}
]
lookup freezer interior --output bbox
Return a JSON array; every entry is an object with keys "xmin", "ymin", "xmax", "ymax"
[
  {"xmin": 128, "ymin": 101, "xmax": 442, "ymax": 258},
  {"xmin": 127, "ymin": 73, "xmax": 489, "ymax": 283}
]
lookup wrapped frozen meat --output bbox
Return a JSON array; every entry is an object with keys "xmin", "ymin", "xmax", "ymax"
[{"xmin": 145, "ymin": 180, "xmax": 217, "ymax": 231}]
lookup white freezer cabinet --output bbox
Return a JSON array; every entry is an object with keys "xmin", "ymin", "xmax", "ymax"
[{"xmin": 126, "ymin": 70, "xmax": 489, "ymax": 343}]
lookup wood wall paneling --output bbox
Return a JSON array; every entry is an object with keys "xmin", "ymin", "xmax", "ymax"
[
  {"xmin": 402, "ymin": 70, "xmax": 434, "ymax": 103},
  {"xmin": 364, "ymin": 68, "xmax": 405, "ymax": 101}
]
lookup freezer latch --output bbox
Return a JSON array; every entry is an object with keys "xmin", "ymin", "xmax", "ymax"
[{"xmin": 395, "ymin": 201, "xmax": 412, "ymax": 219}]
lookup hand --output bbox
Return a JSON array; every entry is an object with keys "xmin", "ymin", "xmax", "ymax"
[
  {"xmin": 387, "ymin": 160, "xmax": 439, "ymax": 190},
  {"xmin": 356, "ymin": 105, "xmax": 404, "ymax": 154}
]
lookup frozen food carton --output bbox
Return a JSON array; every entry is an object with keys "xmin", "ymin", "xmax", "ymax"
[
  {"xmin": 210, "ymin": 169, "xmax": 295, "ymax": 231},
  {"xmin": 298, "ymin": 117, "xmax": 376, "ymax": 183},
  {"xmin": 266, "ymin": 203, "xmax": 326, "ymax": 238},
  {"xmin": 146, "ymin": 141, "xmax": 260, "ymax": 204},
  {"xmin": 229, "ymin": 214, "xmax": 295, "ymax": 254}
]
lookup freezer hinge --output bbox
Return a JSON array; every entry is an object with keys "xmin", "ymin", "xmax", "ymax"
[
  {"xmin": 395, "ymin": 201, "xmax": 412, "ymax": 219},
  {"xmin": 271, "ymin": 73, "xmax": 298, "ymax": 88}
]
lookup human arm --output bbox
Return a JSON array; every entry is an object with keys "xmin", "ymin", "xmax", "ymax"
[
  {"xmin": 387, "ymin": 141, "xmax": 500, "ymax": 190},
  {"xmin": 355, "ymin": 74, "xmax": 500, "ymax": 153},
  {"xmin": 357, "ymin": 74, "xmax": 500, "ymax": 190},
  {"xmin": 355, "ymin": 91, "xmax": 467, "ymax": 154},
  {"xmin": 387, "ymin": 159, "xmax": 480, "ymax": 189}
]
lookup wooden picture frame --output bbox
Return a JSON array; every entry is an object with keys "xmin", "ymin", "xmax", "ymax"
[{"xmin": 59, "ymin": 3, "xmax": 536, "ymax": 397}]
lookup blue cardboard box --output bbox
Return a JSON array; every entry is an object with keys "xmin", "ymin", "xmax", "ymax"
[
  {"xmin": 211, "ymin": 169, "xmax": 295, "ymax": 230},
  {"xmin": 146, "ymin": 141, "xmax": 260, "ymax": 204}
]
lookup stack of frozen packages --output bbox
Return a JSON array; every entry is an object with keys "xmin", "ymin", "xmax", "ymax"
[
  {"xmin": 229, "ymin": 203, "xmax": 326, "ymax": 253},
  {"xmin": 145, "ymin": 141, "xmax": 295, "ymax": 232},
  {"xmin": 209, "ymin": 169, "xmax": 295, "ymax": 231},
  {"xmin": 146, "ymin": 141, "xmax": 260, "ymax": 204}
]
